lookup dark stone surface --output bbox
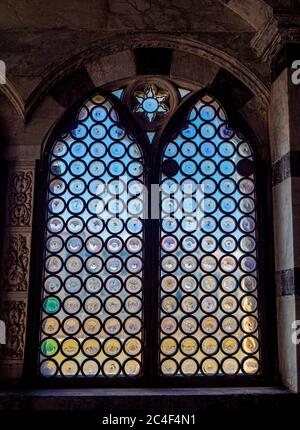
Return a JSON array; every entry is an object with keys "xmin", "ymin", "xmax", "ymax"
[
  {"xmin": 211, "ymin": 68, "xmax": 254, "ymax": 110},
  {"xmin": 0, "ymin": 387, "xmax": 296, "ymax": 413},
  {"xmin": 272, "ymin": 151, "xmax": 300, "ymax": 186},
  {"xmin": 276, "ymin": 267, "xmax": 300, "ymax": 296},
  {"xmin": 50, "ymin": 67, "xmax": 95, "ymax": 108},
  {"xmin": 272, "ymin": 43, "xmax": 300, "ymax": 82},
  {"xmin": 134, "ymin": 48, "xmax": 173, "ymax": 76}
]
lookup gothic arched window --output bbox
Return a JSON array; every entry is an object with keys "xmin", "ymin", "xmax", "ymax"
[
  {"xmin": 39, "ymin": 94, "xmax": 145, "ymax": 378},
  {"xmin": 34, "ymin": 82, "xmax": 263, "ymax": 384},
  {"xmin": 159, "ymin": 95, "xmax": 259, "ymax": 377}
]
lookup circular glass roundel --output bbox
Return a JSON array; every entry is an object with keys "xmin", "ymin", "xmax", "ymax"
[
  {"xmin": 161, "ymin": 275, "xmax": 177, "ymax": 293},
  {"xmin": 201, "ymin": 358, "xmax": 219, "ymax": 375},
  {"xmin": 82, "ymin": 359, "xmax": 100, "ymax": 377},
  {"xmin": 89, "ymin": 141, "xmax": 106, "ymax": 158},
  {"xmin": 105, "ymin": 277, "xmax": 122, "ymax": 294},
  {"xmin": 103, "ymin": 296, "xmax": 122, "ymax": 315},
  {"xmin": 181, "ymin": 275, "xmax": 197, "ymax": 293},
  {"xmin": 125, "ymin": 276, "xmax": 142, "ymax": 294},
  {"xmin": 43, "ymin": 296, "xmax": 61, "ymax": 314},
  {"xmin": 220, "ymin": 236, "xmax": 237, "ymax": 253},
  {"xmin": 106, "ymin": 237, "xmax": 123, "ymax": 254},
  {"xmin": 82, "ymin": 317, "xmax": 101, "ymax": 335},
  {"xmin": 222, "ymin": 358, "xmax": 239, "ymax": 375},
  {"xmin": 161, "ymin": 358, "xmax": 178, "ymax": 375},
  {"xmin": 47, "ymin": 217, "xmax": 64, "ymax": 234},
  {"xmin": 201, "ymin": 178, "xmax": 217, "ymax": 195},
  {"xmin": 218, "ymin": 142, "xmax": 235, "ymax": 157},
  {"xmin": 221, "ymin": 276, "xmax": 238, "ymax": 293},
  {"xmin": 181, "ymin": 316, "xmax": 198, "ymax": 335},
  {"xmin": 181, "ymin": 296, "xmax": 198, "ymax": 314},
  {"xmin": 180, "ymin": 255, "xmax": 198, "ymax": 273},
  {"xmin": 161, "ymin": 296, "xmax": 178, "ymax": 314},
  {"xmin": 221, "ymin": 316, "xmax": 239, "ymax": 334},
  {"xmin": 42, "ymin": 317, "xmax": 60, "ymax": 335},
  {"xmin": 40, "ymin": 359, "xmax": 58, "ymax": 377},
  {"xmin": 181, "ymin": 141, "xmax": 197, "ymax": 157},
  {"xmin": 124, "ymin": 316, "xmax": 142, "ymax": 335},
  {"xmin": 240, "ymin": 275, "xmax": 257, "ymax": 293},
  {"xmin": 105, "ymin": 256, "xmax": 123, "ymax": 274},
  {"xmin": 161, "ymin": 316, "xmax": 178, "ymax": 335},
  {"xmin": 104, "ymin": 317, "xmax": 122, "ymax": 335},
  {"xmin": 161, "ymin": 255, "xmax": 178, "ymax": 273},
  {"xmin": 181, "ymin": 235, "xmax": 197, "ymax": 252},
  {"xmin": 126, "ymin": 217, "xmax": 143, "ymax": 234},
  {"xmin": 160, "ymin": 337, "xmax": 178, "ymax": 356},
  {"xmin": 86, "ymin": 237, "xmax": 103, "ymax": 254},
  {"xmin": 65, "ymin": 276, "xmax": 82, "ymax": 294},
  {"xmin": 220, "ymin": 295, "xmax": 239, "ymax": 314},
  {"xmin": 102, "ymin": 359, "xmax": 121, "ymax": 377},
  {"xmin": 200, "ymin": 275, "xmax": 217, "ymax": 293},
  {"xmin": 44, "ymin": 276, "xmax": 62, "ymax": 294},
  {"xmin": 200, "ymin": 236, "xmax": 217, "ymax": 253},
  {"xmin": 201, "ymin": 216, "xmax": 217, "ymax": 233},
  {"xmin": 88, "ymin": 179, "xmax": 105, "ymax": 196},
  {"xmin": 161, "ymin": 235, "xmax": 178, "ymax": 253},
  {"xmin": 201, "ymin": 316, "xmax": 219, "ymax": 335},
  {"xmin": 200, "ymin": 141, "xmax": 216, "ymax": 157},
  {"xmin": 49, "ymin": 179, "xmax": 66, "ymax": 195},
  {"xmin": 52, "ymin": 141, "xmax": 68, "ymax": 158},
  {"xmin": 200, "ymin": 337, "xmax": 218, "ymax": 355},
  {"xmin": 124, "ymin": 359, "xmax": 141, "ymax": 376},
  {"xmin": 41, "ymin": 338, "xmax": 59, "ymax": 357},
  {"xmin": 125, "ymin": 296, "xmax": 142, "ymax": 314},
  {"xmin": 220, "ymin": 216, "xmax": 236, "ymax": 233}
]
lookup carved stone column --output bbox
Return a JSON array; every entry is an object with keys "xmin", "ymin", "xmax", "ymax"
[
  {"xmin": 0, "ymin": 163, "xmax": 34, "ymax": 381},
  {"xmin": 270, "ymin": 42, "xmax": 300, "ymax": 392}
]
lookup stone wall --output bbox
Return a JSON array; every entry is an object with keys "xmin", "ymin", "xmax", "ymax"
[{"xmin": 0, "ymin": 0, "xmax": 299, "ymax": 392}]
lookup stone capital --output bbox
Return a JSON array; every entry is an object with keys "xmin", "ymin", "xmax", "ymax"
[{"xmin": 251, "ymin": 11, "xmax": 300, "ymax": 62}]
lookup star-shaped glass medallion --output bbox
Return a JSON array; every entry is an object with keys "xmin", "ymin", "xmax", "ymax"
[{"xmin": 133, "ymin": 83, "xmax": 169, "ymax": 122}]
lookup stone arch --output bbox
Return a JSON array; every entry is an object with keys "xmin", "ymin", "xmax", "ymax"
[
  {"xmin": 221, "ymin": 0, "xmax": 272, "ymax": 31},
  {"xmin": 23, "ymin": 33, "xmax": 270, "ymax": 123}
]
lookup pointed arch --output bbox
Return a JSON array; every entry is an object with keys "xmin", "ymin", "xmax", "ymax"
[
  {"xmin": 158, "ymin": 92, "xmax": 261, "ymax": 377},
  {"xmin": 38, "ymin": 90, "xmax": 147, "ymax": 379}
]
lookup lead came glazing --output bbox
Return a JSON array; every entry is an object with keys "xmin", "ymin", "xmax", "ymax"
[
  {"xmin": 39, "ymin": 94, "xmax": 144, "ymax": 378},
  {"xmin": 159, "ymin": 94, "xmax": 260, "ymax": 376}
]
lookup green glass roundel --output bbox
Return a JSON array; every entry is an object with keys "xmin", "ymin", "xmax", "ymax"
[
  {"xmin": 41, "ymin": 338, "xmax": 59, "ymax": 356},
  {"xmin": 43, "ymin": 297, "xmax": 60, "ymax": 314}
]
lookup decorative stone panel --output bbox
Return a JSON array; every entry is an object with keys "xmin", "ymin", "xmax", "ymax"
[
  {"xmin": 0, "ymin": 164, "xmax": 35, "ymax": 380},
  {"xmin": 7, "ymin": 170, "xmax": 33, "ymax": 227},
  {"xmin": 1, "ymin": 234, "xmax": 30, "ymax": 292},
  {"xmin": 0, "ymin": 301, "xmax": 26, "ymax": 360}
]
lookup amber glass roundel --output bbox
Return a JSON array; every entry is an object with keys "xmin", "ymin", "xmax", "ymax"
[
  {"xmin": 159, "ymin": 95, "xmax": 260, "ymax": 377},
  {"xmin": 39, "ymin": 94, "xmax": 144, "ymax": 378}
]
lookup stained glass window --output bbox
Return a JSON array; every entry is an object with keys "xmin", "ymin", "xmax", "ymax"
[
  {"xmin": 39, "ymin": 94, "xmax": 145, "ymax": 378},
  {"xmin": 133, "ymin": 83, "xmax": 169, "ymax": 122},
  {"xmin": 159, "ymin": 94, "xmax": 260, "ymax": 377},
  {"xmin": 38, "ymin": 86, "xmax": 262, "ymax": 383}
]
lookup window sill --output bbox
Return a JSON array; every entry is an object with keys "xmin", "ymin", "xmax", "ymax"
[{"xmin": 0, "ymin": 387, "xmax": 297, "ymax": 411}]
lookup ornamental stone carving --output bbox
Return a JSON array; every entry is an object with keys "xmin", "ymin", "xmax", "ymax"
[
  {"xmin": 2, "ymin": 234, "xmax": 29, "ymax": 292},
  {"xmin": 8, "ymin": 171, "xmax": 33, "ymax": 227},
  {"xmin": 0, "ymin": 301, "xmax": 26, "ymax": 359}
]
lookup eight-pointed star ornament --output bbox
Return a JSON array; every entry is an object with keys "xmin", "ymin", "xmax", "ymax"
[{"xmin": 133, "ymin": 83, "xmax": 169, "ymax": 122}]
